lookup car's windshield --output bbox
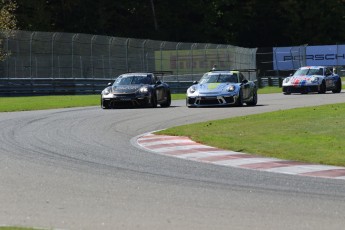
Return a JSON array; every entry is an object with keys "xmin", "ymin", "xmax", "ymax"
[
  {"xmin": 199, "ymin": 73, "xmax": 238, "ymax": 84},
  {"xmin": 113, "ymin": 75, "xmax": 151, "ymax": 86},
  {"xmin": 294, "ymin": 68, "xmax": 323, "ymax": 76}
]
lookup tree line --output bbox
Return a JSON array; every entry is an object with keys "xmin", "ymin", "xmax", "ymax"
[{"xmin": 2, "ymin": 0, "xmax": 345, "ymax": 48}]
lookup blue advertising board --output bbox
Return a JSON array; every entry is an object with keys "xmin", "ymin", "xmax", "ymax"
[{"xmin": 273, "ymin": 45, "xmax": 345, "ymax": 70}]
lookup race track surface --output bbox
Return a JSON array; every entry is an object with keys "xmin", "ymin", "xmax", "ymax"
[{"xmin": 1, "ymin": 92, "xmax": 345, "ymax": 230}]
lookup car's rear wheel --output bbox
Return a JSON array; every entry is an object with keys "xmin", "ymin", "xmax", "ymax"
[
  {"xmin": 332, "ymin": 79, "xmax": 342, "ymax": 93},
  {"xmin": 318, "ymin": 81, "xmax": 326, "ymax": 94}
]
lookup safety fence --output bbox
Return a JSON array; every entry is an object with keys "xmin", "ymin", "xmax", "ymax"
[
  {"xmin": 0, "ymin": 30, "xmax": 257, "ymax": 81},
  {"xmin": 0, "ymin": 30, "xmax": 326, "ymax": 96}
]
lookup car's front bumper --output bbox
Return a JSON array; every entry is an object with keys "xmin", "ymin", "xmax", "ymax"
[
  {"xmin": 282, "ymin": 84, "xmax": 320, "ymax": 94},
  {"xmin": 102, "ymin": 93, "xmax": 151, "ymax": 108},
  {"xmin": 186, "ymin": 94, "xmax": 238, "ymax": 107}
]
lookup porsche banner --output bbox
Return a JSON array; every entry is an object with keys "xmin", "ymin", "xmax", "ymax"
[{"xmin": 273, "ymin": 45, "xmax": 345, "ymax": 70}]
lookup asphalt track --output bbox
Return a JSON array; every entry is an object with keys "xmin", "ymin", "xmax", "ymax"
[{"xmin": 1, "ymin": 92, "xmax": 345, "ymax": 230}]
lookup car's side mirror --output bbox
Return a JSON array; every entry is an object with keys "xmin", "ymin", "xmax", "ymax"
[
  {"xmin": 156, "ymin": 80, "xmax": 162, "ymax": 85},
  {"xmin": 107, "ymin": 82, "xmax": 112, "ymax": 86},
  {"xmin": 242, "ymin": 79, "xmax": 248, "ymax": 84},
  {"xmin": 193, "ymin": 81, "xmax": 198, "ymax": 84}
]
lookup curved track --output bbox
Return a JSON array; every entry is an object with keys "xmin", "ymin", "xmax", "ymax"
[{"xmin": 1, "ymin": 93, "xmax": 345, "ymax": 230}]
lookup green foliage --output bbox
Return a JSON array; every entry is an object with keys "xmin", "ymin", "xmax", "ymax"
[
  {"xmin": 11, "ymin": 0, "xmax": 345, "ymax": 47},
  {"xmin": 0, "ymin": 0, "xmax": 17, "ymax": 30},
  {"xmin": 0, "ymin": 0, "xmax": 17, "ymax": 60}
]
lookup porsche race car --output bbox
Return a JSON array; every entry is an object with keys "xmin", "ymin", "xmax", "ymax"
[
  {"xmin": 101, "ymin": 72, "xmax": 171, "ymax": 109},
  {"xmin": 282, "ymin": 66, "xmax": 342, "ymax": 94},
  {"xmin": 186, "ymin": 70, "xmax": 258, "ymax": 107}
]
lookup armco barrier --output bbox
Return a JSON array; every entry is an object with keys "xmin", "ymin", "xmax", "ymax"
[
  {"xmin": 257, "ymin": 76, "xmax": 283, "ymax": 88},
  {"xmin": 0, "ymin": 78, "xmax": 111, "ymax": 96},
  {"xmin": 0, "ymin": 78, "xmax": 193, "ymax": 96}
]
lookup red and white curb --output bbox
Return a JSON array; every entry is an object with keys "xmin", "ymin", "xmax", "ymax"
[{"xmin": 136, "ymin": 133, "xmax": 345, "ymax": 180}]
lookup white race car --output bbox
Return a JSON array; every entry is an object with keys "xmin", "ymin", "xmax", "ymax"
[
  {"xmin": 282, "ymin": 66, "xmax": 342, "ymax": 94},
  {"xmin": 186, "ymin": 70, "xmax": 257, "ymax": 107}
]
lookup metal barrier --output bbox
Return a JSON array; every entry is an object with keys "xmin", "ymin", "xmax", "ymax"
[
  {"xmin": 0, "ymin": 78, "xmax": 193, "ymax": 96},
  {"xmin": 257, "ymin": 76, "xmax": 283, "ymax": 88}
]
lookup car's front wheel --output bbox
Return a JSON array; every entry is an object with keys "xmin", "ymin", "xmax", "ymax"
[
  {"xmin": 318, "ymin": 81, "xmax": 326, "ymax": 94},
  {"xmin": 246, "ymin": 90, "xmax": 257, "ymax": 106},
  {"xmin": 235, "ymin": 90, "xmax": 243, "ymax": 107},
  {"xmin": 150, "ymin": 93, "xmax": 157, "ymax": 108},
  {"xmin": 160, "ymin": 91, "xmax": 171, "ymax": 107},
  {"xmin": 101, "ymin": 98, "xmax": 110, "ymax": 109}
]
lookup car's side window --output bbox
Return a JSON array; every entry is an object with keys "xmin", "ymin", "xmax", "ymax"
[
  {"xmin": 146, "ymin": 75, "xmax": 153, "ymax": 84},
  {"xmin": 239, "ymin": 73, "xmax": 246, "ymax": 82}
]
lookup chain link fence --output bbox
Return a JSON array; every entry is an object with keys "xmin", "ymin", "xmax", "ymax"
[{"xmin": 0, "ymin": 30, "xmax": 258, "ymax": 82}]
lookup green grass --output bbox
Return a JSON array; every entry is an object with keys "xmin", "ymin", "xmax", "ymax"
[
  {"xmin": 0, "ymin": 94, "xmax": 185, "ymax": 112},
  {"xmin": 258, "ymin": 86, "xmax": 282, "ymax": 94},
  {"xmin": 0, "ymin": 88, "xmax": 279, "ymax": 112},
  {"xmin": 0, "ymin": 227, "xmax": 37, "ymax": 230},
  {"xmin": 156, "ymin": 103, "xmax": 345, "ymax": 166},
  {"xmin": 0, "ymin": 95, "xmax": 100, "ymax": 112}
]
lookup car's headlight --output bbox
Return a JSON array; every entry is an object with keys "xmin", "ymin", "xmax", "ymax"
[
  {"xmin": 139, "ymin": 87, "xmax": 149, "ymax": 93},
  {"xmin": 227, "ymin": 85, "xmax": 236, "ymax": 92},
  {"xmin": 310, "ymin": 76, "xmax": 319, "ymax": 83},
  {"xmin": 283, "ymin": 77, "xmax": 290, "ymax": 83},
  {"xmin": 102, "ymin": 88, "xmax": 111, "ymax": 95},
  {"xmin": 189, "ymin": 86, "xmax": 196, "ymax": 93}
]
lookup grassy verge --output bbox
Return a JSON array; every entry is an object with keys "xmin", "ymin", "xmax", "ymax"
[
  {"xmin": 0, "ymin": 94, "xmax": 186, "ymax": 112},
  {"xmin": 258, "ymin": 86, "xmax": 282, "ymax": 94},
  {"xmin": 0, "ymin": 95, "xmax": 100, "ymax": 112},
  {"xmin": 0, "ymin": 87, "xmax": 281, "ymax": 112},
  {"xmin": 0, "ymin": 227, "xmax": 36, "ymax": 230},
  {"xmin": 156, "ymin": 103, "xmax": 345, "ymax": 166}
]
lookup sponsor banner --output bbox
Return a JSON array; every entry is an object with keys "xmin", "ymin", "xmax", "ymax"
[
  {"xmin": 273, "ymin": 45, "xmax": 345, "ymax": 70},
  {"xmin": 154, "ymin": 49, "xmax": 233, "ymax": 74}
]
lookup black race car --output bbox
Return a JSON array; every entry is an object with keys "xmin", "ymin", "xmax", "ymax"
[{"xmin": 101, "ymin": 72, "xmax": 171, "ymax": 109}]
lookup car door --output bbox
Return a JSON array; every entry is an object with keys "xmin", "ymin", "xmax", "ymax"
[
  {"xmin": 151, "ymin": 74, "xmax": 165, "ymax": 101},
  {"xmin": 324, "ymin": 67, "xmax": 336, "ymax": 89},
  {"xmin": 239, "ymin": 73, "xmax": 251, "ymax": 100}
]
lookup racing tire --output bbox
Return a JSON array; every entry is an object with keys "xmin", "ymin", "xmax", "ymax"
[
  {"xmin": 150, "ymin": 93, "xmax": 157, "ymax": 108},
  {"xmin": 101, "ymin": 98, "xmax": 110, "ymax": 109},
  {"xmin": 186, "ymin": 99, "xmax": 192, "ymax": 108},
  {"xmin": 332, "ymin": 79, "xmax": 342, "ymax": 93},
  {"xmin": 160, "ymin": 91, "xmax": 171, "ymax": 107},
  {"xmin": 318, "ymin": 81, "xmax": 326, "ymax": 94},
  {"xmin": 235, "ymin": 90, "xmax": 243, "ymax": 107},
  {"xmin": 246, "ymin": 90, "xmax": 257, "ymax": 106}
]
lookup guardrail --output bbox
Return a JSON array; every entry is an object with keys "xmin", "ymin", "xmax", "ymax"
[
  {"xmin": 0, "ymin": 78, "xmax": 193, "ymax": 96},
  {"xmin": 257, "ymin": 76, "xmax": 284, "ymax": 87},
  {"xmin": 0, "ymin": 77, "xmax": 287, "ymax": 96}
]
